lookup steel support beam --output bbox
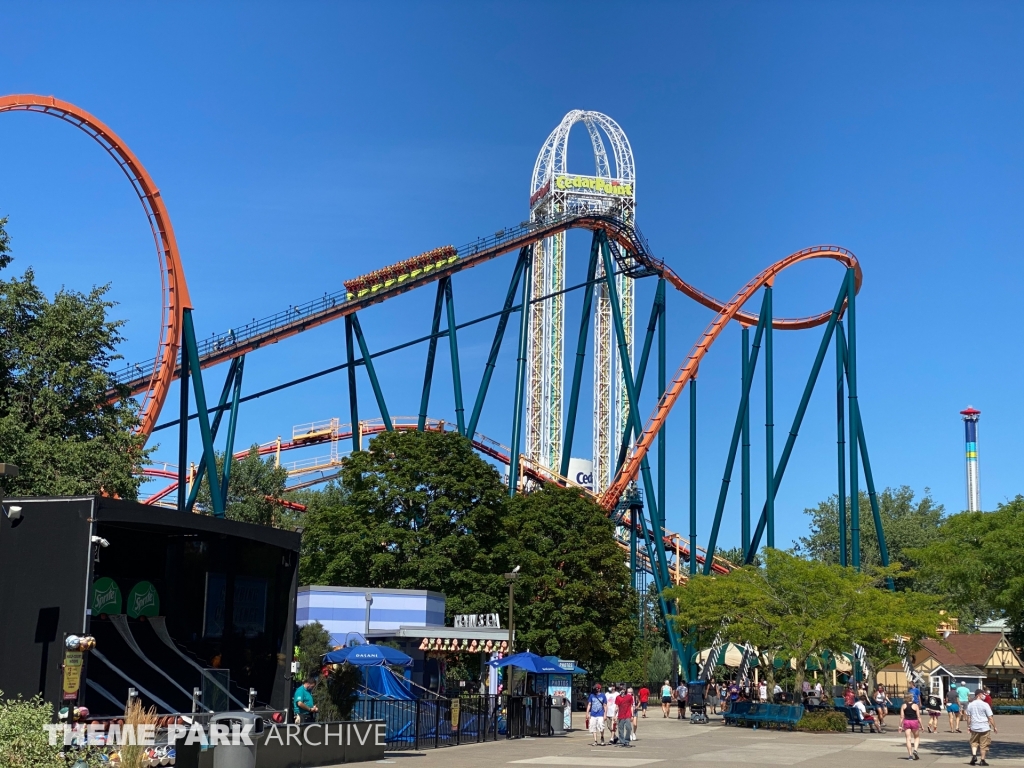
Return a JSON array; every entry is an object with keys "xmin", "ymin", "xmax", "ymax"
[
  {"xmin": 349, "ymin": 313, "xmax": 393, "ymax": 432},
  {"xmin": 182, "ymin": 309, "xmax": 224, "ymax": 518},
  {"xmin": 745, "ymin": 279, "xmax": 849, "ymax": 564},
  {"xmin": 615, "ymin": 280, "xmax": 664, "ymax": 474},
  {"xmin": 846, "ymin": 268, "xmax": 861, "ymax": 569},
  {"xmin": 689, "ymin": 375, "xmax": 697, "ymax": 576},
  {"xmin": 220, "ymin": 355, "xmax": 245, "ymax": 510},
  {"xmin": 703, "ymin": 294, "xmax": 770, "ymax": 572},
  {"xmin": 837, "ymin": 321, "xmax": 847, "ymax": 567},
  {"xmin": 599, "ymin": 234, "xmax": 684, "ymax": 660},
  {"xmin": 659, "ymin": 278, "xmax": 667, "ymax": 552},
  {"xmin": 468, "ymin": 251, "xmax": 527, "ymax": 438},
  {"xmin": 177, "ymin": 337, "xmax": 191, "ymax": 512},
  {"xmin": 764, "ymin": 285, "xmax": 775, "ymax": 549},
  {"xmin": 741, "ymin": 326, "xmax": 751, "ymax": 556},
  {"xmin": 418, "ymin": 279, "xmax": 447, "ymax": 431},
  {"xmin": 560, "ymin": 235, "xmax": 600, "ymax": 476},
  {"xmin": 444, "ymin": 279, "xmax": 466, "ymax": 435},
  {"xmin": 509, "ymin": 246, "xmax": 534, "ymax": 496},
  {"xmin": 345, "ymin": 316, "xmax": 360, "ymax": 452},
  {"xmin": 185, "ymin": 357, "xmax": 239, "ymax": 513}
]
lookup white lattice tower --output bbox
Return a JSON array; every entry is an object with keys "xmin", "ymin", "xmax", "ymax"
[{"xmin": 529, "ymin": 111, "xmax": 636, "ymax": 491}]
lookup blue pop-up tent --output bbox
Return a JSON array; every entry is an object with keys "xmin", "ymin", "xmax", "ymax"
[
  {"xmin": 486, "ymin": 651, "xmax": 563, "ymax": 673},
  {"xmin": 324, "ymin": 644, "xmax": 413, "ymax": 667}
]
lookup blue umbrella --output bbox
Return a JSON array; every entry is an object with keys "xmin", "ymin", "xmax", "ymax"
[
  {"xmin": 543, "ymin": 656, "xmax": 588, "ymax": 675},
  {"xmin": 486, "ymin": 651, "xmax": 563, "ymax": 674},
  {"xmin": 323, "ymin": 644, "xmax": 413, "ymax": 667}
]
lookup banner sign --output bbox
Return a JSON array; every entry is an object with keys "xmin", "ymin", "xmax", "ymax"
[
  {"xmin": 92, "ymin": 577, "xmax": 122, "ymax": 616},
  {"xmin": 555, "ymin": 175, "xmax": 633, "ymax": 197},
  {"xmin": 62, "ymin": 651, "xmax": 83, "ymax": 700},
  {"xmin": 127, "ymin": 581, "xmax": 160, "ymax": 618},
  {"xmin": 454, "ymin": 613, "xmax": 500, "ymax": 629}
]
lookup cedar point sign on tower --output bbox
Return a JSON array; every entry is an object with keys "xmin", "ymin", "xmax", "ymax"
[{"xmin": 0, "ymin": 96, "xmax": 895, "ymax": 664}]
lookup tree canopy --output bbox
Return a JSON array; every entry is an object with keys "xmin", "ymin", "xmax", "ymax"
[
  {"xmin": 299, "ymin": 429, "xmax": 638, "ymax": 670},
  {"xmin": 195, "ymin": 446, "xmax": 292, "ymax": 526},
  {"xmin": 795, "ymin": 486, "xmax": 944, "ymax": 589},
  {"xmin": 668, "ymin": 549, "xmax": 943, "ymax": 689},
  {"xmin": 0, "ymin": 216, "xmax": 148, "ymax": 499},
  {"xmin": 911, "ymin": 496, "xmax": 1024, "ymax": 643}
]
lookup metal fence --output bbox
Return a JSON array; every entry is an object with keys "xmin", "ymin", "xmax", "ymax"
[{"xmin": 352, "ymin": 694, "xmax": 556, "ymax": 750}]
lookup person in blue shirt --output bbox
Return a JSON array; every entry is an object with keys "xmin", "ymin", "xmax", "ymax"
[
  {"xmin": 587, "ymin": 685, "xmax": 607, "ymax": 746},
  {"xmin": 294, "ymin": 677, "xmax": 318, "ymax": 723},
  {"xmin": 908, "ymin": 683, "xmax": 921, "ymax": 706}
]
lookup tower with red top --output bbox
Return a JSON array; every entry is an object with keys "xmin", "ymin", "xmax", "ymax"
[{"xmin": 960, "ymin": 406, "xmax": 981, "ymax": 512}]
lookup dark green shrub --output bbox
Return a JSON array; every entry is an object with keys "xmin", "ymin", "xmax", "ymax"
[
  {"xmin": 0, "ymin": 690, "xmax": 63, "ymax": 767},
  {"xmin": 796, "ymin": 711, "xmax": 848, "ymax": 732}
]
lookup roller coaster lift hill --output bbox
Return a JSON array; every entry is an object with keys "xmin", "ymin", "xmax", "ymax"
[{"xmin": 0, "ymin": 96, "xmax": 893, "ymax": 670}]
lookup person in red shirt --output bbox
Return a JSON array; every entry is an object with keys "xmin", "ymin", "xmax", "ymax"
[
  {"xmin": 615, "ymin": 689, "xmax": 635, "ymax": 747},
  {"xmin": 638, "ymin": 686, "xmax": 650, "ymax": 718}
]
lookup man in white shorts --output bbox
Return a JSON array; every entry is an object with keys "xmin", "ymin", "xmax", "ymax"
[
  {"xmin": 605, "ymin": 684, "xmax": 619, "ymax": 744},
  {"xmin": 587, "ymin": 685, "xmax": 607, "ymax": 746}
]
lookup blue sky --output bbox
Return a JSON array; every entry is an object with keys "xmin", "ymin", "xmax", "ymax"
[{"xmin": 2, "ymin": 2, "xmax": 1022, "ymax": 553}]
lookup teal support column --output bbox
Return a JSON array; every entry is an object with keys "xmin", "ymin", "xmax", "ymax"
[
  {"xmin": 444, "ymin": 279, "xmax": 466, "ymax": 435},
  {"xmin": 837, "ymin": 322, "xmax": 847, "ymax": 567},
  {"xmin": 182, "ymin": 309, "xmax": 224, "ymax": 518},
  {"xmin": 846, "ymin": 268, "xmax": 860, "ymax": 569},
  {"xmin": 615, "ymin": 281, "xmax": 663, "ymax": 473},
  {"xmin": 746, "ymin": 279, "xmax": 848, "ymax": 562},
  {"xmin": 345, "ymin": 316, "xmax": 360, "ymax": 452},
  {"xmin": 509, "ymin": 247, "xmax": 534, "ymax": 496},
  {"xmin": 704, "ymin": 296, "xmax": 770, "ymax": 572},
  {"xmin": 764, "ymin": 285, "xmax": 775, "ymax": 550},
  {"xmin": 629, "ymin": 516, "xmax": 639, "ymax": 632},
  {"xmin": 350, "ymin": 313, "xmax": 393, "ymax": 431},
  {"xmin": 186, "ymin": 357, "xmax": 238, "ymax": 513},
  {"xmin": 177, "ymin": 336, "xmax": 190, "ymax": 511},
  {"xmin": 418, "ymin": 279, "xmax": 447, "ymax": 431},
  {"xmin": 689, "ymin": 375, "xmax": 697, "ymax": 576},
  {"xmin": 599, "ymin": 235, "xmax": 684, "ymax": 660},
  {"xmin": 468, "ymin": 252, "xmax": 526, "ymax": 438},
  {"xmin": 560, "ymin": 235, "xmax": 600, "ymax": 476},
  {"xmin": 220, "ymin": 355, "xmax": 245, "ymax": 510},
  {"xmin": 658, "ymin": 278, "xmax": 667, "ymax": 544},
  {"xmin": 741, "ymin": 326, "xmax": 751, "ymax": 556}
]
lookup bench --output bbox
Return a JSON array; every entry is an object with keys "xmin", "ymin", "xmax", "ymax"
[
  {"xmin": 837, "ymin": 706, "xmax": 878, "ymax": 733},
  {"xmin": 723, "ymin": 702, "xmax": 804, "ymax": 730},
  {"xmin": 993, "ymin": 705, "xmax": 1024, "ymax": 715}
]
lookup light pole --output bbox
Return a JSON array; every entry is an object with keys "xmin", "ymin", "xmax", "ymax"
[{"xmin": 504, "ymin": 566, "xmax": 520, "ymax": 655}]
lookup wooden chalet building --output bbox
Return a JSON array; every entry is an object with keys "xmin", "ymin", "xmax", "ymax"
[{"xmin": 878, "ymin": 632, "xmax": 1023, "ymax": 697}]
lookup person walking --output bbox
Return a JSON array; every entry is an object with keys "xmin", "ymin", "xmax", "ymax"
[
  {"xmin": 758, "ymin": 680, "xmax": 767, "ymax": 702},
  {"xmin": 605, "ymin": 684, "xmax": 619, "ymax": 744},
  {"xmin": 956, "ymin": 681, "xmax": 972, "ymax": 729},
  {"xmin": 660, "ymin": 679, "xmax": 673, "ymax": 718},
  {"xmin": 675, "ymin": 680, "xmax": 688, "ymax": 720},
  {"xmin": 707, "ymin": 681, "xmax": 720, "ymax": 714},
  {"xmin": 587, "ymin": 685, "xmax": 607, "ymax": 746},
  {"xmin": 946, "ymin": 684, "xmax": 961, "ymax": 733},
  {"xmin": 925, "ymin": 691, "xmax": 943, "ymax": 734},
  {"xmin": 615, "ymin": 687, "xmax": 635, "ymax": 747},
  {"xmin": 293, "ymin": 677, "xmax": 318, "ymax": 723},
  {"xmin": 638, "ymin": 685, "xmax": 650, "ymax": 718},
  {"xmin": 874, "ymin": 684, "xmax": 889, "ymax": 732},
  {"xmin": 966, "ymin": 689, "xmax": 997, "ymax": 766},
  {"xmin": 899, "ymin": 692, "xmax": 923, "ymax": 761}
]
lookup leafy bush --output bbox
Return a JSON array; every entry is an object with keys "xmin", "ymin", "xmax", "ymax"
[
  {"xmin": 0, "ymin": 690, "xmax": 63, "ymax": 768},
  {"xmin": 796, "ymin": 711, "xmax": 848, "ymax": 732}
]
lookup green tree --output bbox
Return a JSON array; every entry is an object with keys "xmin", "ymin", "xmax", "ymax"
[
  {"xmin": 299, "ymin": 430, "xmax": 507, "ymax": 618},
  {"xmin": 0, "ymin": 217, "xmax": 148, "ymax": 499},
  {"xmin": 195, "ymin": 446, "xmax": 292, "ymax": 526},
  {"xmin": 294, "ymin": 622, "xmax": 360, "ymax": 720},
  {"xmin": 498, "ymin": 485, "xmax": 638, "ymax": 671},
  {"xmin": 0, "ymin": 691, "xmax": 63, "ymax": 768},
  {"xmin": 795, "ymin": 486, "xmax": 944, "ymax": 588},
  {"xmin": 668, "ymin": 550, "xmax": 943, "ymax": 690},
  {"xmin": 911, "ymin": 496, "xmax": 1024, "ymax": 642}
]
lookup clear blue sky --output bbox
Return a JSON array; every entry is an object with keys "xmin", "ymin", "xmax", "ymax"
[{"xmin": 3, "ymin": 2, "xmax": 1022, "ymax": 553}]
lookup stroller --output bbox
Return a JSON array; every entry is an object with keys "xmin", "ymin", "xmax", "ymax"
[{"xmin": 688, "ymin": 681, "xmax": 708, "ymax": 724}]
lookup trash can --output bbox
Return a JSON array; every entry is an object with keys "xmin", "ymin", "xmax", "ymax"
[
  {"xmin": 550, "ymin": 696, "xmax": 565, "ymax": 735},
  {"xmin": 210, "ymin": 712, "xmax": 264, "ymax": 768}
]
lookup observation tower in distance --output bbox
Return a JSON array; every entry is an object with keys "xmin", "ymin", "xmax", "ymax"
[{"xmin": 960, "ymin": 406, "xmax": 981, "ymax": 512}]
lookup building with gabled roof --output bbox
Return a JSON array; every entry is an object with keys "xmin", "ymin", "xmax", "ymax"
[{"xmin": 878, "ymin": 632, "xmax": 1023, "ymax": 696}]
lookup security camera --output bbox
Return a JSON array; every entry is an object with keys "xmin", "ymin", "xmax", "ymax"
[
  {"xmin": 4, "ymin": 505, "xmax": 22, "ymax": 521},
  {"xmin": 91, "ymin": 536, "xmax": 109, "ymax": 548}
]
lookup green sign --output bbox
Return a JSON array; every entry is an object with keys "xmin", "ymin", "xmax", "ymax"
[
  {"xmin": 92, "ymin": 577, "xmax": 122, "ymax": 615},
  {"xmin": 127, "ymin": 581, "xmax": 160, "ymax": 618}
]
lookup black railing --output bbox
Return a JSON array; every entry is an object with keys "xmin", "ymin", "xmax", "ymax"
[{"xmin": 352, "ymin": 694, "xmax": 556, "ymax": 750}]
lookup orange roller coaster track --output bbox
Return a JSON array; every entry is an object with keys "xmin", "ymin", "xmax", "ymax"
[{"xmin": 0, "ymin": 94, "xmax": 191, "ymax": 438}]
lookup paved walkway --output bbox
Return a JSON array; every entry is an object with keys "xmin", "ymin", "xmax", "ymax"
[{"xmin": 372, "ymin": 711, "xmax": 1024, "ymax": 767}]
